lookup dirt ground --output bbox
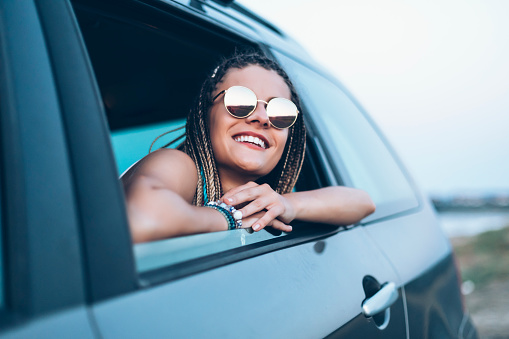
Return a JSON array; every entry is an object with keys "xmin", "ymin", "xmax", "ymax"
[{"xmin": 451, "ymin": 227, "xmax": 509, "ymax": 339}]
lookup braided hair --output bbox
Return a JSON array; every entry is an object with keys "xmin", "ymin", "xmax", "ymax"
[{"xmin": 159, "ymin": 51, "xmax": 306, "ymax": 206}]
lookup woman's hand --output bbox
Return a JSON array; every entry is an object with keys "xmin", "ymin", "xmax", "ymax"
[{"xmin": 221, "ymin": 182, "xmax": 295, "ymax": 232}]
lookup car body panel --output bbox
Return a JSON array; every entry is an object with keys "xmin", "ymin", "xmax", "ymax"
[
  {"xmin": 93, "ymin": 227, "xmax": 406, "ymax": 338},
  {"xmin": 0, "ymin": 308, "xmax": 96, "ymax": 339}
]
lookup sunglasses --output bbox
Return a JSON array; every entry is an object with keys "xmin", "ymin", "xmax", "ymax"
[{"xmin": 212, "ymin": 86, "xmax": 299, "ymax": 129}]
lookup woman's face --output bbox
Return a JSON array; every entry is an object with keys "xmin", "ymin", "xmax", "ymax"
[{"xmin": 209, "ymin": 65, "xmax": 290, "ymax": 181}]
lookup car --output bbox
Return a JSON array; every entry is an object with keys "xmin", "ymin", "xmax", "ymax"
[{"xmin": 0, "ymin": 0, "xmax": 477, "ymax": 338}]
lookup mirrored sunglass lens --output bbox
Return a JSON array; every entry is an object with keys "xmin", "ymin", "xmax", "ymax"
[
  {"xmin": 224, "ymin": 86, "xmax": 256, "ymax": 118},
  {"xmin": 266, "ymin": 98, "xmax": 298, "ymax": 129}
]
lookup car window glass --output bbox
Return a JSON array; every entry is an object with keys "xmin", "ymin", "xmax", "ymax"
[
  {"xmin": 274, "ymin": 51, "xmax": 418, "ymax": 219},
  {"xmin": 135, "ymin": 228, "xmax": 276, "ymax": 273}
]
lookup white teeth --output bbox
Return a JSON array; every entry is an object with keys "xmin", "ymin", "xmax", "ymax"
[
  {"xmin": 234, "ymin": 135, "xmax": 267, "ymax": 149},
  {"xmin": 253, "ymin": 137, "xmax": 265, "ymax": 149}
]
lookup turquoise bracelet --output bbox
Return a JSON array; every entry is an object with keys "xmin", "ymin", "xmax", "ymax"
[{"xmin": 205, "ymin": 201, "xmax": 242, "ymax": 230}]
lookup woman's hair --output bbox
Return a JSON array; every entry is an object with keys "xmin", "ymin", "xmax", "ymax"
[{"xmin": 160, "ymin": 50, "xmax": 306, "ymax": 206}]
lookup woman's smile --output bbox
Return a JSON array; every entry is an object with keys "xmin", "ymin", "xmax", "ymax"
[{"xmin": 232, "ymin": 132, "xmax": 269, "ymax": 150}]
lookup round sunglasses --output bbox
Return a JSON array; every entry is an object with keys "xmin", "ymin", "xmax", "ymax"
[{"xmin": 212, "ymin": 86, "xmax": 299, "ymax": 129}]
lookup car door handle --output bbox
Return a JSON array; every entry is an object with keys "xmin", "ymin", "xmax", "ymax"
[{"xmin": 361, "ymin": 282, "xmax": 398, "ymax": 317}]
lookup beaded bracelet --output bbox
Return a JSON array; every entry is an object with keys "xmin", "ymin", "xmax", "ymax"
[{"xmin": 205, "ymin": 201, "xmax": 243, "ymax": 230}]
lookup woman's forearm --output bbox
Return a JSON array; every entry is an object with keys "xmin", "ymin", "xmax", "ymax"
[
  {"xmin": 126, "ymin": 177, "xmax": 227, "ymax": 243},
  {"xmin": 283, "ymin": 186, "xmax": 375, "ymax": 226}
]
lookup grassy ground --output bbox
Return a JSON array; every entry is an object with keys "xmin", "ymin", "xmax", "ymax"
[
  {"xmin": 452, "ymin": 225, "xmax": 509, "ymax": 339},
  {"xmin": 452, "ymin": 226, "xmax": 509, "ymax": 287}
]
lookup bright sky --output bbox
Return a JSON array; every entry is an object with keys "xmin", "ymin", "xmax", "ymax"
[{"xmin": 238, "ymin": 0, "xmax": 509, "ymax": 196}]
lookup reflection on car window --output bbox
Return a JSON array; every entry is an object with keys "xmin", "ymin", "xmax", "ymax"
[
  {"xmin": 135, "ymin": 228, "xmax": 276, "ymax": 273},
  {"xmin": 275, "ymin": 51, "xmax": 418, "ymax": 218}
]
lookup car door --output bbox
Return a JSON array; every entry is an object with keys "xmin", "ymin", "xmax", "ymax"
[
  {"xmin": 0, "ymin": 1, "xmax": 97, "ymax": 337},
  {"xmin": 273, "ymin": 50, "xmax": 467, "ymax": 337},
  {"xmin": 18, "ymin": 0, "xmax": 409, "ymax": 337}
]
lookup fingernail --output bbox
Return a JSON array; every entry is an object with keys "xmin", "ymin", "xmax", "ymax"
[
  {"xmin": 253, "ymin": 224, "xmax": 260, "ymax": 231},
  {"xmin": 227, "ymin": 198, "xmax": 233, "ymax": 203},
  {"xmin": 288, "ymin": 226, "xmax": 293, "ymax": 231}
]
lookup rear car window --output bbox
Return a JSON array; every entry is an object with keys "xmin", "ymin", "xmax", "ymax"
[
  {"xmin": 111, "ymin": 119, "xmax": 185, "ymax": 175},
  {"xmin": 274, "ymin": 51, "xmax": 419, "ymax": 220}
]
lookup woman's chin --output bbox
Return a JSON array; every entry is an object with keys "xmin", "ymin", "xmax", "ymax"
[{"xmin": 235, "ymin": 161, "xmax": 274, "ymax": 178}]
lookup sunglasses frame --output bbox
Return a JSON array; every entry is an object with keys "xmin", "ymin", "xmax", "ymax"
[{"xmin": 212, "ymin": 85, "xmax": 299, "ymax": 129}]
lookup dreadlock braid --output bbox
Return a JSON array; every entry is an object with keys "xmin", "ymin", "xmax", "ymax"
[{"xmin": 160, "ymin": 50, "xmax": 306, "ymax": 206}]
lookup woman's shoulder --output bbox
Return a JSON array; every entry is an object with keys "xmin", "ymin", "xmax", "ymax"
[
  {"xmin": 122, "ymin": 149, "xmax": 198, "ymax": 193},
  {"xmin": 144, "ymin": 148, "xmax": 196, "ymax": 168}
]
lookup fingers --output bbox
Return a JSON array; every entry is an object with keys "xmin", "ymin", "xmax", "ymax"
[
  {"xmin": 251, "ymin": 206, "xmax": 284, "ymax": 231},
  {"xmin": 225, "ymin": 184, "xmax": 277, "ymax": 216},
  {"xmin": 241, "ymin": 211, "xmax": 292, "ymax": 233},
  {"xmin": 221, "ymin": 181, "xmax": 259, "ymax": 204},
  {"xmin": 252, "ymin": 218, "xmax": 292, "ymax": 233},
  {"xmin": 221, "ymin": 182, "xmax": 294, "ymax": 233},
  {"xmin": 270, "ymin": 219, "xmax": 293, "ymax": 233},
  {"xmin": 222, "ymin": 183, "xmax": 273, "ymax": 206}
]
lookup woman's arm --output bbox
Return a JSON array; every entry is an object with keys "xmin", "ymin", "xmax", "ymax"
[
  {"xmin": 221, "ymin": 183, "xmax": 375, "ymax": 232},
  {"xmin": 122, "ymin": 149, "xmax": 227, "ymax": 243},
  {"xmin": 283, "ymin": 186, "xmax": 376, "ymax": 225}
]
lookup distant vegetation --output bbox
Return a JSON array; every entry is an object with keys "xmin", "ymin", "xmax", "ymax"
[
  {"xmin": 453, "ymin": 226, "xmax": 509, "ymax": 286},
  {"xmin": 431, "ymin": 193, "xmax": 509, "ymax": 212}
]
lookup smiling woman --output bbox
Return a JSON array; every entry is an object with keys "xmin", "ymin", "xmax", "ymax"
[{"xmin": 121, "ymin": 51, "xmax": 376, "ymax": 243}]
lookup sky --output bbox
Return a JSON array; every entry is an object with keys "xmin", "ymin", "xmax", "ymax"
[{"xmin": 237, "ymin": 0, "xmax": 509, "ymax": 196}]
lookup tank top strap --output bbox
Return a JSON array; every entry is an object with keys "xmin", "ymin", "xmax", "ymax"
[{"xmin": 200, "ymin": 166, "xmax": 208, "ymax": 205}]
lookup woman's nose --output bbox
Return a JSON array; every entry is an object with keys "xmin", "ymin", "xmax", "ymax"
[{"xmin": 246, "ymin": 100, "xmax": 270, "ymax": 128}]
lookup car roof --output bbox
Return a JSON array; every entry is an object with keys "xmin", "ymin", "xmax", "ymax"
[{"xmin": 163, "ymin": 0, "xmax": 312, "ymax": 61}]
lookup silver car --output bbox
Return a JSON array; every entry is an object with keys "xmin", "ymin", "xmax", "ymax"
[{"xmin": 0, "ymin": 0, "xmax": 477, "ymax": 337}]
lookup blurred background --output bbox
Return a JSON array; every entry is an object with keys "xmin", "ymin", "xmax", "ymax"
[{"xmin": 238, "ymin": 0, "xmax": 509, "ymax": 337}]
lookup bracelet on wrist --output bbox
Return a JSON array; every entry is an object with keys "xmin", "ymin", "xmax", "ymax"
[{"xmin": 204, "ymin": 201, "xmax": 242, "ymax": 230}]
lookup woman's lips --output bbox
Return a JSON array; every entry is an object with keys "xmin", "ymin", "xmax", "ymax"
[{"xmin": 232, "ymin": 132, "xmax": 269, "ymax": 149}]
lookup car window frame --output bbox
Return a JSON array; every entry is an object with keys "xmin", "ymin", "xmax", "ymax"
[
  {"xmin": 35, "ymin": 0, "xmax": 138, "ymax": 303},
  {"xmin": 64, "ymin": 0, "xmax": 358, "ymax": 290}
]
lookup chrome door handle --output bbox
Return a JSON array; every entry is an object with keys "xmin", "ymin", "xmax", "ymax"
[{"xmin": 361, "ymin": 282, "xmax": 398, "ymax": 317}]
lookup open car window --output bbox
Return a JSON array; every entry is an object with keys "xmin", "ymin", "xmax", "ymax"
[{"xmin": 73, "ymin": 1, "xmax": 337, "ymax": 277}]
